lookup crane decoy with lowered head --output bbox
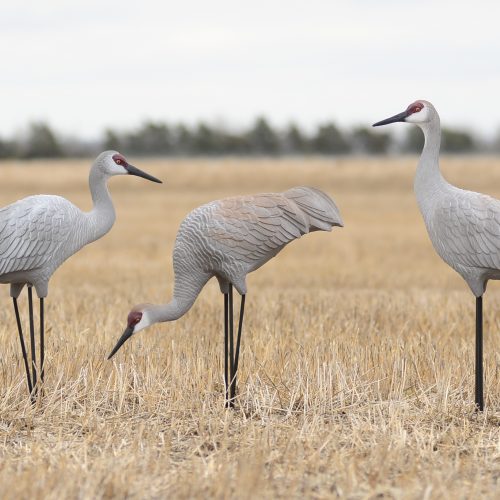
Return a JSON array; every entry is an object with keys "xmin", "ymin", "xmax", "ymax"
[
  {"xmin": 1, "ymin": 151, "xmax": 161, "ymax": 399},
  {"xmin": 374, "ymin": 99, "xmax": 497, "ymax": 411},
  {"xmin": 108, "ymin": 186, "xmax": 343, "ymax": 407}
]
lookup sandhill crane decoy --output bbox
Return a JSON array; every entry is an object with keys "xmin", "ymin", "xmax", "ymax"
[
  {"xmin": 1, "ymin": 151, "xmax": 161, "ymax": 399},
  {"xmin": 108, "ymin": 186, "xmax": 343, "ymax": 407},
  {"xmin": 374, "ymin": 100, "xmax": 496, "ymax": 411}
]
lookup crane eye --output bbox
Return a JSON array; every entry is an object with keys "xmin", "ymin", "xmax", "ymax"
[
  {"xmin": 128, "ymin": 311, "xmax": 143, "ymax": 326},
  {"xmin": 112, "ymin": 153, "xmax": 127, "ymax": 166},
  {"xmin": 409, "ymin": 104, "xmax": 423, "ymax": 114}
]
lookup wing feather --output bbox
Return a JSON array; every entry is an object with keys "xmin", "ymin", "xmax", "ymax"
[
  {"xmin": 0, "ymin": 195, "xmax": 76, "ymax": 276},
  {"xmin": 433, "ymin": 191, "xmax": 500, "ymax": 270},
  {"xmin": 204, "ymin": 193, "xmax": 309, "ymax": 264},
  {"xmin": 204, "ymin": 188, "xmax": 341, "ymax": 267}
]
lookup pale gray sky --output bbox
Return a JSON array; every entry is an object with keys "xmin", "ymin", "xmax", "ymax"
[{"xmin": 1, "ymin": 0, "xmax": 499, "ymax": 138}]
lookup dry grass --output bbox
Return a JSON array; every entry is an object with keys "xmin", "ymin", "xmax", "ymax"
[{"xmin": 0, "ymin": 156, "xmax": 499, "ymax": 499}]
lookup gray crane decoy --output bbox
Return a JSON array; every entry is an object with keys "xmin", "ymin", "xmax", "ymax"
[
  {"xmin": 108, "ymin": 186, "xmax": 343, "ymax": 407},
  {"xmin": 0, "ymin": 151, "xmax": 161, "ymax": 399},
  {"xmin": 374, "ymin": 100, "xmax": 496, "ymax": 411}
]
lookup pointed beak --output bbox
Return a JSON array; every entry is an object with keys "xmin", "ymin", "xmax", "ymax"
[
  {"xmin": 108, "ymin": 325, "xmax": 134, "ymax": 359},
  {"xmin": 372, "ymin": 110, "xmax": 409, "ymax": 127},
  {"xmin": 124, "ymin": 163, "xmax": 162, "ymax": 183}
]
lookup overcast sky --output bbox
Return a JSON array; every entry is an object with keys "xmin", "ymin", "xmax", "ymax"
[{"xmin": 1, "ymin": 0, "xmax": 499, "ymax": 139}]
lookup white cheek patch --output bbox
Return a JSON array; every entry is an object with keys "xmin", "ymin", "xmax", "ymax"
[
  {"xmin": 134, "ymin": 312, "xmax": 150, "ymax": 333},
  {"xmin": 406, "ymin": 109, "xmax": 428, "ymax": 123},
  {"xmin": 110, "ymin": 163, "xmax": 128, "ymax": 175}
]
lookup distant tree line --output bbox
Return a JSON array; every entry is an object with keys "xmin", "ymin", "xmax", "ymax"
[{"xmin": 0, "ymin": 117, "xmax": 498, "ymax": 159}]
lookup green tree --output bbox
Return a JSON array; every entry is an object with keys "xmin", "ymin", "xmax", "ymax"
[
  {"xmin": 127, "ymin": 121, "xmax": 172, "ymax": 155},
  {"xmin": 172, "ymin": 124, "xmax": 194, "ymax": 155},
  {"xmin": 492, "ymin": 128, "xmax": 500, "ymax": 153},
  {"xmin": 402, "ymin": 127, "xmax": 476, "ymax": 153},
  {"xmin": 222, "ymin": 133, "xmax": 250, "ymax": 155},
  {"xmin": 312, "ymin": 122, "xmax": 350, "ymax": 154},
  {"xmin": 402, "ymin": 127, "xmax": 424, "ymax": 153},
  {"xmin": 0, "ymin": 137, "xmax": 14, "ymax": 158},
  {"xmin": 283, "ymin": 123, "xmax": 309, "ymax": 154},
  {"xmin": 246, "ymin": 117, "xmax": 280, "ymax": 155},
  {"xmin": 351, "ymin": 126, "xmax": 391, "ymax": 154},
  {"xmin": 441, "ymin": 128, "xmax": 475, "ymax": 153},
  {"xmin": 103, "ymin": 129, "xmax": 122, "ymax": 151},
  {"xmin": 21, "ymin": 122, "xmax": 62, "ymax": 158},
  {"xmin": 192, "ymin": 122, "xmax": 224, "ymax": 155}
]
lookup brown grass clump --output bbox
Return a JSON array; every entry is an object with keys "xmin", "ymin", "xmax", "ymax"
[{"xmin": 0, "ymin": 156, "xmax": 498, "ymax": 499}]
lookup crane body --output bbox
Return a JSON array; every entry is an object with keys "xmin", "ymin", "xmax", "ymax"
[
  {"xmin": 108, "ymin": 186, "xmax": 343, "ymax": 407},
  {"xmin": 374, "ymin": 100, "xmax": 498, "ymax": 410},
  {"xmin": 1, "ymin": 151, "xmax": 162, "ymax": 398}
]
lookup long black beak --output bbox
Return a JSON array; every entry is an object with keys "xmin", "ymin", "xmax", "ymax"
[
  {"xmin": 373, "ymin": 110, "xmax": 408, "ymax": 127},
  {"xmin": 125, "ymin": 164, "xmax": 162, "ymax": 183},
  {"xmin": 108, "ymin": 325, "xmax": 134, "ymax": 359}
]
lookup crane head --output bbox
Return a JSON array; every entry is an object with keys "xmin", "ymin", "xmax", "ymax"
[
  {"xmin": 372, "ymin": 100, "xmax": 436, "ymax": 127},
  {"xmin": 97, "ymin": 151, "xmax": 163, "ymax": 183},
  {"xmin": 107, "ymin": 305, "xmax": 151, "ymax": 359}
]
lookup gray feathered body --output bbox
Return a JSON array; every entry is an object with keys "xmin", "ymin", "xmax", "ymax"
[
  {"xmin": 164, "ymin": 187, "xmax": 343, "ymax": 319},
  {"xmin": 414, "ymin": 118, "xmax": 500, "ymax": 297},
  {"xmin": 0, "ymin": 166, "xmax": 116, "ymax": 298},
  {"xmin": 0, "ymin": 196, "xmax": 81, "ymax": 297},
  {"xmin": 420, "ymin": 182, "xmax": 500, "ymax": 297}
]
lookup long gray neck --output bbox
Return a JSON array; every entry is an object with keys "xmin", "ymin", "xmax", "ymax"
[
  {"xmin": 146, "ymin": 273, "xmax": 211, "ymax": 325},
  {"xmin": 413, "ymin": 118, "xmax": 448, "ymax": 220},
  {"xmin": 148, "ymin": 299, "xmax": 192, "ymax": 324},
  {"xmin": 86, "ymin": 166, "xmax": 116, "ymax": 242}
]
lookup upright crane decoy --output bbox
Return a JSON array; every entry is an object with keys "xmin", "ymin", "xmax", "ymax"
[
  {"xmin": 0, "ymin": 151, "xmax": 161, "ymax": 399},
  {"xmin": 374, "ymin": 100, "xmax": 496, "ymax": 411},
  {"xmin": 108, "ymin": 186, "xmax": 343, "ymax": 407}
]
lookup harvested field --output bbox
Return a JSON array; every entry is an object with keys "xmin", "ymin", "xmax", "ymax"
[{"xmin": 0, "ymin": 156, "xmax": 498, "ymax": 499}]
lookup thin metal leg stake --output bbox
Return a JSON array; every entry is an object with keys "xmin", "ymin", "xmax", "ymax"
[
  {"xmin": 224, "ymin": 292, "xmax": 229, "ymax": 407},
  {"xmin": 475, "ymin": 296, "xmax": 484, "ymax": 411},
  {"xmin": 13, "ymin": 297, "xmax": 33, "ymax": 394},
  {"xmin": 223, "ymin": 287, "xmax": 246, "ymax": 408},
  {"xmin": 231, "ymin": 294, "xmax": 245, "ymax": 402},
  {"xmin": 228, "ymin": 285, "xmax": 235, "ymax": 408},
  {"xmin": 28, "ymin": 286, "xmax": 37, "ymax": 397},
  {"xmin": 40, "ymin": 297, "xmax": 45, "ymax": 386}
]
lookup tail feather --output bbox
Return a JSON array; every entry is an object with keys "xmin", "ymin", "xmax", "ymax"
[{"xmin": 284, "ymin": 186, "xmax": 343, "ymax": 231}]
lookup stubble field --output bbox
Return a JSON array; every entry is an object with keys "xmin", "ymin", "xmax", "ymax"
[{"xmin": 0, "ymin": 156, "xmax": 498, "ymax": 499}]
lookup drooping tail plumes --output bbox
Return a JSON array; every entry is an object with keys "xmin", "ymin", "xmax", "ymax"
[{"xmin": 284, "ymin": 186, "xmax": 343, "ymax": 232}]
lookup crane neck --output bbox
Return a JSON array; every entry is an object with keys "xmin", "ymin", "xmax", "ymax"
[
  {"xmin": 86, "ymin": 166, "xmax": 116, "ymax": 241},
  {"xmin": 144, "ymin": 273, "xmax": 211, "ymax": 327},
  {"xmin": 413, "ymin": 118, "xmax": 448, "ymax": 216},
  {"xmin": 148, "ymin": 299, "xmax": 192, "ymax": 324}
]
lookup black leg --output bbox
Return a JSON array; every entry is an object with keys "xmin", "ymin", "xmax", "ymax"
[
  {"xmin": 40, "ymin": 297, "xmax": 45, "ymax": 386},
  {"xmin": 224, "ymin": 292, "xmax": 229, "ymax": 407},
  {"xmin": 28, "ymin": 286, "xmax": 37, "ymax": 397},
  {"xmin": 231, "ymin": 294, "xmax": 246, "ymax": 402},
  {"xmin": 13, "ymin": 297, "xmax": 33, "ymax": 394},
  {"xmin": 475, "ymin": 296, "xmax": 484, "ymax": 411},
  {"xmin": 228, "ymin": 285, "xmax": 235, "ymax": 408}
]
